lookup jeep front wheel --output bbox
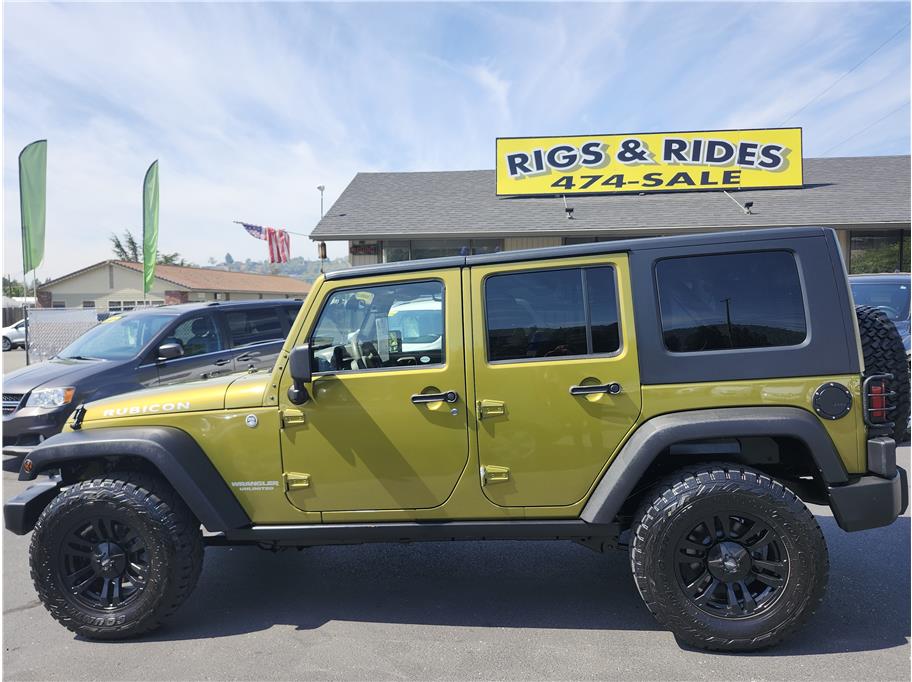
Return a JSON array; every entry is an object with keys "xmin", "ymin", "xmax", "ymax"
[
  {"xmin": 29, "ymin": 473, "xmax": 203, "ymax": 639},
  {"xmin": 630, "ymin": 465, "xmax": 828, "ymax": 651}
]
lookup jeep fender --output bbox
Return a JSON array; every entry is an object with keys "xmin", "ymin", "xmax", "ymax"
[
  {"xmin": 580, "ymin": 407, "xmax": 850, "ymax": 525},
  {"xmin": 17, "ymin": 426, "xmax": 251, "ymax": 533}
]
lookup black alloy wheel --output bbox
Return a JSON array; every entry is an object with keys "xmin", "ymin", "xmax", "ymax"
[
  {"xmin": 674, "ymin": 511, "xmax": 788, "ymax": 618},
  {"xmin": 30, "ymin": 474, "xmax": 203, "ymax": 639},
  {"xmin": 59, "ymin": 516, "xmax": 150, "ymax": 611},
  {"xmin": 630, "ymin": 464, "xmax": 827, "ymax": 651}
]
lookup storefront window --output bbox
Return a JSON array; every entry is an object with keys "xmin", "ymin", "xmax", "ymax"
[
  {"xmin": 380, "ymin": 239, "xmax": 503, "ymax": 262},
  {"xmin": 470, "ymin": 239, "xmax": 503, "ymax": 255},
  {"xmin": 850, "ymin": 230, "xmax": 910, "ymax": 274},
  {"xmin": 383, "ymin": 240, "xmax": 411, "ymax": 262},
  {"xmin": 563, "ymin": 236, "xmax": 641, "ymax": 246}
]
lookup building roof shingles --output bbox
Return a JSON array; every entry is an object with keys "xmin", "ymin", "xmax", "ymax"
[{"xmin": 310, "ymin": 155, "xmax": 911, "ymax": 239}]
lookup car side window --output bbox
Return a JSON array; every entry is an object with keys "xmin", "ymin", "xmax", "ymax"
[
  {"xmin": 656, "ymin": 250, "xmax": 807, "ymax": 353},
  {"xmin": 225, "ymin": 307, "xmax": 285, "ymax": 347},
  {"xmin": 166, "ymin": 314, "xmax": 224, "ymax": 358},
  {"xmin": 310, "ymin": 280, "xmax": 444, "ymax": 373},
  {"xmin": 485, "ymin": 266, "xmax": 620, "ymax": 362}
]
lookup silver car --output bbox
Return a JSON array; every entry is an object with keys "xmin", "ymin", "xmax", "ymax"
[{"xmin": 1, "ymin": 320, "xmax": 26, "ymax": 352}]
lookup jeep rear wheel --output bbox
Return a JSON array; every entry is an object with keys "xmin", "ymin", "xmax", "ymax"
[
  {"xmin": 630, "ymin": 465, "xmax": 828, "ymax": 652},
  {"xmin": 2, "ymin": 336, "xmax": 11, "ymax": 352},
  {"xmin": 29, "ymin": 473, "xmax": 203, "ymax": 640}
]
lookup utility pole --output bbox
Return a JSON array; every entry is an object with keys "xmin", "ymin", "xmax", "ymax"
[
  {"xmin": 722, "ymin": 297, "xmax": 734, "ymax": 347},
  {"xmin": 317, "ymin": 185, "xmax": 326, "ymax": 274}
]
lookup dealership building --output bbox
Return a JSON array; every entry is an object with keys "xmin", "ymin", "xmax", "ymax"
[{"xmin": 311, "ymin": 154, "xmax": 910, "ymax": 274}]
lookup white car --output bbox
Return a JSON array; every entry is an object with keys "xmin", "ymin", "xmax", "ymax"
[
  {"xmin": 1, "ymin": 320, "xmax": 26, "ymax": 352},
  {"xmin": 313, "ymin": 296, "xmax": 443, "ymax": 370}
]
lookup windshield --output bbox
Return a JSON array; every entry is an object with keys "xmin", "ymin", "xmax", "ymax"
[
  {"xmin": 850, "ymin": 280, "xmax": 911, "ymax": 322},
  {"xmin": 58, "ymin": 313, "xmax": 176, "ymax": 360}
]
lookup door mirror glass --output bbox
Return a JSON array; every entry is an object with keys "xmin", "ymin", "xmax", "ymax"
[
  {"xmin": 157, "ymin": 342, "xmax": 184, "ymax": 360},
  {"xmin": 287, "ymin": 343, "xmax": 312, "ymax": 404}
]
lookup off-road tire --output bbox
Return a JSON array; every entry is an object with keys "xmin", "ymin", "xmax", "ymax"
[
  {"xmin": 630, "ymin": 464, "xmax": 828, "ymax": 652},
  {"xmin": 29, "ymin": 472, "xmax": 203, "ymax": 640},
  {"xmin": 855, "ymin": 304, "xmax": 911, "ymax": 441},
  {"xmin": 2, "ymin": 336, "xmax": 11, "ymax": 352}
]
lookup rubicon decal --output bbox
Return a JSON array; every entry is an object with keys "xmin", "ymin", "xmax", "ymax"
[
  {"xmin": 496, "ymin": 127, "xmax": 802, "ymax": 196},
  {"xmin": 102, "ymin": 401, "xmax": 191, "ymax": 417}
]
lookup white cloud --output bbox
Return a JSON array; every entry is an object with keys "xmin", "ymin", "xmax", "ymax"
[{"xmin": 3, "ymin": 2, "xmax": 909, "ymax": 279}]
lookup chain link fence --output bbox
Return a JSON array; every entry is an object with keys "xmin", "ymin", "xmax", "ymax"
[{"xmin": 25, "ymin": 308, "xmax": 112, "ymax": 364}]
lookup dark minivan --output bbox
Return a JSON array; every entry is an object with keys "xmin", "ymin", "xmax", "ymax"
[{"xmin": 2, "ymin": 299, "xmax": 302, "ymax": 458}]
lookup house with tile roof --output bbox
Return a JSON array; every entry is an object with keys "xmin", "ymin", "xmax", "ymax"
[{"xmin": 37, "ymin": 260, "xmax": 310, "ymax": 310}]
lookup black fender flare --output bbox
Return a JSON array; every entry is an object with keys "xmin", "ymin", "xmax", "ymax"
[
  {"xmin": 18, "ymin": 426, "xmax": 251, "ymax": 532},
  {"xmin": 580, "ymin": 406, "xmax": 850, "ymax": 525}
]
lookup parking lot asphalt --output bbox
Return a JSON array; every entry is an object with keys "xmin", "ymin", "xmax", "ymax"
[{"xmin": 2, "ymin": 445, "xmax": 909, "ymax": 682}]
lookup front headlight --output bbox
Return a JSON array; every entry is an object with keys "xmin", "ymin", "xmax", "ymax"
[{"xmin": 25, "ymin": 387, "xmax": 76, "ymax": 409}]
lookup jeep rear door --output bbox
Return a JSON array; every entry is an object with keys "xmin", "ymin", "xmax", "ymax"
[
  {"xmin": 469, "ymin": 254, "xmax": 642, "ymax": 507},
  {"xmin": 278, "ymin": 269, "xmax": 469, "ymax": 512}
]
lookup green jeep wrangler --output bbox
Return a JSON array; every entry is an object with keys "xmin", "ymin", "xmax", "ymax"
[{"xmin": 5, "ymin": 227, "xmax": 909, "ymax": 651}]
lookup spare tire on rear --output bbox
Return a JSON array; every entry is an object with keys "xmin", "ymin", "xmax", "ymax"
[{"xmin": 855, "ymin": 304, "xmax": 910, "ymax": 441}]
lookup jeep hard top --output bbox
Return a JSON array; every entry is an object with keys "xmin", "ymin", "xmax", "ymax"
[{"xmin": 5, "ymin": 226, "xmax": 908, "ymax": 651}]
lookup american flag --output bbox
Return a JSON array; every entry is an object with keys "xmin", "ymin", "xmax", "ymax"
[{"xmin": 238, "ymin": 222, "xmax": 291, "ymax": 263}]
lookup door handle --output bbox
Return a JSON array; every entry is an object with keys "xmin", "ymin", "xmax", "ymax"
[
  {"xmin": 411, "ymin": 391, "xmax": 459, "ymax": 404},
  {"xmin": 235, "ymin": 354, "xmax": 252, "ymax": 363},
  {"xmin": 569, "ymin": 383, "xmax": 622, "ymax": 396},
  {"xmin": 214, "ymin": 358, "xmax": 232, "ymax": 366}
]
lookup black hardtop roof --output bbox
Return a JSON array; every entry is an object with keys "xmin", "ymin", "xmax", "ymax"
[
  {"xmin": 325, "ymin": 227, "xmax": 831, "ymax": 281},
  {"xmin": 119, "ymin": 298, "xmax": 303, "ymax": 317}
]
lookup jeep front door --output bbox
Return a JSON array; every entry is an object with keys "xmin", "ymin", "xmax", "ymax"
[
  {"xmin": 470, "ymin": 256, "xmax": 642, "ymax": 507},
  {"xmin": 278, "ymin": 272, "xmax": 469, "ymax": 512}
]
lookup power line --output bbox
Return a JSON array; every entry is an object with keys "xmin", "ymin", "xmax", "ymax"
[
  {"xmin": 820, "ymin": 101, "xmax": 910, "ymax": 156},
  {"xmin": 780, "ymin": 22, "xmax": 910, "ymax": 125}
]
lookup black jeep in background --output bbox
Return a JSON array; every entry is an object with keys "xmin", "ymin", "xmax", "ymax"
[{"xmin": 2, "ymin": 299, "xmax": 302, "ymax": 459}]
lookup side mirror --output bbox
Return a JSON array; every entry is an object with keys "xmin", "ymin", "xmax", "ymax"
[
  {"xmin": 287, "ymin": 343, "xmax": 312, "ymax": 404},
  {"xmin": 157, "ymin": 342, "xmax": 184, "ymax": 361}
]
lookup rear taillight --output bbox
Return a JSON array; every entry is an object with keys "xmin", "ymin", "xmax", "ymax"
[
  {"xmin": 863, "ymin": 374, "xmax": 895, "ymax": 428},
  {"xmin": 869, "ymin": 382, "xmax": 887, "ymax": 422}
]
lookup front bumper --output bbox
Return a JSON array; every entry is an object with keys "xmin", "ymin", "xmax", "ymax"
[
  {"xmin": 2, "ymin": 406, "xmax": 71, "ymax": 458},
  {"xmin": 828, "ymin": 435, "xmax": 908, "ymax": 532},
  {"xmin": 3, "ymin": 480, "xmax": 60, "ymax": 535}
]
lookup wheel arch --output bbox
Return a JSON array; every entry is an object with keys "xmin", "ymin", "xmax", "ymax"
[
  {"xmin": 581, "ymin": 407, "xmax": 849, "ymax": 526},
  {"xmin": 18, "ymin": 426, "xmax": 251, "ymax": 533}
]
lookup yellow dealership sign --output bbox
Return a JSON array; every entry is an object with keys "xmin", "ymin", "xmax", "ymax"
[{"xmin": 495, "ymin": 128, "xmax": 803, "ymax": 196}]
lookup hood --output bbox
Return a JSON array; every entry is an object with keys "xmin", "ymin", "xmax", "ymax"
[
  {"xmin": 2, "ymin": 357, "xmax": 112, "ymax": 395},
  {"xmin": 81, "ymin": 371, "xmax": 270, "ymax": 423}
]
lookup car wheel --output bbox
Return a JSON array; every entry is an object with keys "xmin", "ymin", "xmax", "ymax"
[
  {"xmin": 630, "ymin": 464, "xmax": 828, "ymax": 652},
  {"xmin": 29, "ymin": 473, "xmax": 203, "ymax": 640},
  {"xmin": 2, "ymin": 337, "xmax": 11, "ymax": 352}
]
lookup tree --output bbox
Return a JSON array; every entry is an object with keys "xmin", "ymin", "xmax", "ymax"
[
  {"xmin": 110, "ymin": 229, "xmax": 188, "ymax": 266},
  {"xmin": 3, "ymin": 276, "xmax": 26, "ymax": 297},
  {"xmin": 224, "ymin": 253, "xmax": 234, "ymax": 265},
  {"xmin": 110, "ymin": 230, "xmax": 141, "ymax": 261}
]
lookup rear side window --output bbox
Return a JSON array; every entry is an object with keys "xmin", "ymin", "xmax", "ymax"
[
  {"xmin": 225, "ymin": 307, "xmax": 285, "ymax": 347},
  {"xmin": 485, "ymin": 266, "xmax": 619, "ymax": 362},
  {"xmin": 656, "ymin": 251, "xmax": 807, "ymax": 353}
]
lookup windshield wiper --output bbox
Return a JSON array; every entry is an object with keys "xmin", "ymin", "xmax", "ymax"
[{"xmin": 61, "ymin": 355, "xmax": 102, "ymax": 361}]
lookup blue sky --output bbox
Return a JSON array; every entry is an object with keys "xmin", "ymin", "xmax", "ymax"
[{"xmin": 4, "ymin": 1, "xmax": 910, "ymax": 279}]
